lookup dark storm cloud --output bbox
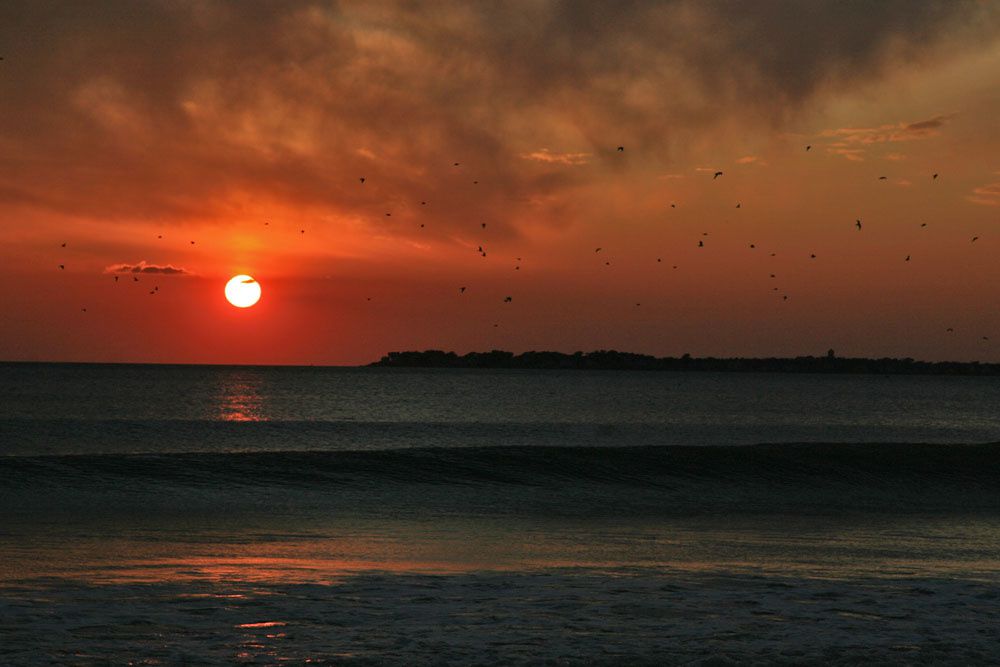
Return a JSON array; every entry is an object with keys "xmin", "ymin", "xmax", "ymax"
[
  {"xmin": 0, "ymin": 1, "xmax": 997, "ymax": 233},
  {"xmin": 104, "ymin": 261, "xmax": 190, "ymax": 275}
]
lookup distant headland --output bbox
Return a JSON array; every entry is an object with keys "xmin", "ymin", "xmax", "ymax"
[{"xmin": 371, "ymin": 349, "xmax": 1000, "ymax": 375}]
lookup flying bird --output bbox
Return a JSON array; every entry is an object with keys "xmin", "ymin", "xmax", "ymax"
[
  {"xmin": 359, "ymin": 177, "xmax": 365, "ymax": 184},
  {"xmin": 856, "ymin": 219, "xmax": 862, "ymax": 230},
  {"xmin": 810, "ymin": 254, "xmax": 816, "ymax": 259},
  {"xmin": 504, "ymin": 296, "xmax": 512, "ymax": 303},
  {"xmin": 905, "ymin": 255, "xmax": 911, "ymax": 262},
  {"xmin": 920, "ymin": 223, "xmax": 927, "ymax": 228},
  {"xmin": 972, "ymin": 236, "xmax": 979, "ymax": 242},
  {"xmin": 805, "ymin": 145, "xmax": 811, "ymax": 151},
  {"xmin": 670, "ymin": 203, "xmax": 676, "ymax": 208},
  {"xmin": 946, "ymin": 328, "xmax": 954, "ymax": 332},
  {"xmin": 113, "ymin": 276, "xmax": 118, "ymax": 282},
  {"xmin": 617, "ymin": 146, "xmax": 624, "ymax": 152},
  {"xmin": 698, "ymin": 241, "xmax": 704, "ymax": 247},
  {"xmin": 61, "ymin": 242, "xmax": 66, "ymax": 247},
  {"xmin": 481, "ymin": 223, "xmax": 486, "ymax": 229},
  {"xmin": 58, "ymin": 264, "xmax": 64, "ymax": 270},
  {"xmin": 735, "ymin": 203, "xmax": 741, "ymax": 209},
  {"xmin": 932, "ymin": 173, "xmax": 939, "ymax": 180},
  {"xmin": 878, "ymin": 176, "xmax": 887, "ymax": 180},
  {"xmin": 713, "ymin": 171, "xmax": 723, "ymax": 179},
  {"xmin": 133, "ymin": 276, "xmax": 139, "ymax": 282},
  {"xmin": 595, "ymin": 247, "xmax": 602, "ymax": 253},
  {"xmin": 459, "ymin": 287, "xmax": 466, "ymax": 294}
]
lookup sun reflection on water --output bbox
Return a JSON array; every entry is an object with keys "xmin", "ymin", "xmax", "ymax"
[{"xmin": 217, "ymin": 370, "xmax": 269, "ymax": 422}]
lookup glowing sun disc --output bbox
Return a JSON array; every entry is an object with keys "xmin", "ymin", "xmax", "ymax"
[{"xmin": 225, "ymin": 274, "xmax": 261, "ymax": 308}]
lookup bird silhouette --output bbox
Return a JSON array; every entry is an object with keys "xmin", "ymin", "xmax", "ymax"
[
  {"xmin": 459, "ymin": 287, "xmax": 466, "ymax": 293},
  {"xmin": 114, "ymin": 275, "xmax": 119, "ymax": 282},
  {"xmin": 946, "ymin": 328, "xmax": 954, "ymax": 332},
  {"xmin": 595, "ymin": 247, "xmax": 602, "ymax": 253},
  {"xmin": 713, "ymin": 171, "xmax": 723, "ymax": 179},
  {"xmin": 58, "ymin": 264, "xmax": 64, "ymax": 270},
  {"xmin": 920, "ymin": 223, "xmax": 927, "ymax": 228},
  {"xmin": 698, "ymin": 241, "xmax": 704, "ymax": 247},
  {"xmin": 504, "ymin": 296, "xmax": 512, "ymax": 303},
  {"xmin": 856, "ymin": 219, "xmax": 862, "ymax": 230},
  {"xmin": 805, "ymin": 145, "xmax": 811, "ymax": 151},
  {"xmin": 81, "ymin": 308, "xmax": 87, "ymax": 312},
  {"xmin": 133, "ymin": 276, "xmax": 139, "ymax": 282},
  {"xmin": 932, "ymin": 173, "xmax": 939, "ymax": 180},
  {"xmin": 670, "ymin": 203, "xmax": 676, "ymax": 208},
  {"xmin": 61, "ymin": 242, "xmax": 66, "ymax": 247},
  {"xmin": 300, "ymin": 229, "xmax": 305, "ymax": 233},
  {"xmin": 905, "ymin": 255, "xmax": 911, "ymax": 262},
  {"xmin": 810, "ymin": 254, "xmax": 816, "ymax": 259},
  {"xmin": 736, "ymin": 203, "xmax": 741, "ymax": 209},
  {"xmin": 481, "ymin": 223, "xmax": 486, "ymax": 229},
  {"xmin": 421, "ymin": 201, "xmax": 427, "ymax": 205},
  {"xmin": 878, "ymin": 176, "xmax": 887, "ymax": 180},
  {"xmin": 359, "ymin": 177, "xmax": 365, "ymax": 184},
  {"xmin": 190, "ymin": 241, "xmax": 195, "ymax": 244},
  {"xmin": 617, "ymin": 146, "xmax": 624, "ymax": 152},
  {"xmin": 972, "ymin": 236, "xmax": 979, "ymax": 242},
  {"xmin": 453, "ymin": 162, "xmax": 460, "ymax": 166},
  {"xmin": 749, "ymin": 244, "xmax": 755, "ymax": 249}
]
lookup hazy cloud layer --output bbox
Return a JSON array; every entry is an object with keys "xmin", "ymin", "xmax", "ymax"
[{"xmin": 0, "ymin": 1, "xmax": 997, "ymax": 235}]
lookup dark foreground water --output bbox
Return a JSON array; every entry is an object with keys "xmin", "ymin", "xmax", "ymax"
[{"xmin": 2, "ymin": 363, "xmax": 1000, "ymax": 664}]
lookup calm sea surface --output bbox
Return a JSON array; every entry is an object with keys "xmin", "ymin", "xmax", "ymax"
[{"xmin": 2, "ymin": 363, "xmax": 999, "ymax": 664}]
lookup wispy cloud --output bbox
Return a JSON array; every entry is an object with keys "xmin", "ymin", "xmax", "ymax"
[
  {"xmin": 820, "ymin": 114, "xmax": 956, "ymax": 146},
  {"xmin": 735, "ymin": 155, "xmax": 766, "ymax": 166},
  {"xmin": 826, "ymin": 146, "xmax": 866, "ymax": 161},
  {"xmin": 968, "ymin": 182, "xmax": 1000, "ymax": 207},
  {"xmin": 103, "ymin": 261, "xmax": 191, "ymax": 275},
  {"xmin": 521, "ymin": 149, "xmax": 591, "ymax": 166}
]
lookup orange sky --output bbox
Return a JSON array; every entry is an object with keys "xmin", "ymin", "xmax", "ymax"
[{"xmin": 2, "ymin": 1, "xmax": 1000, "ymax": 364}]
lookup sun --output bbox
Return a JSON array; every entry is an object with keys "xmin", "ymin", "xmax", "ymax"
[{"xmin": 225, "ymin": 274, "xmax": 261, "ymax": 308}]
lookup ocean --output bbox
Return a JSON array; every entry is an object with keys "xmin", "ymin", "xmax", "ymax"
[{"xmin": 2, "ymin": 363, "xmax": 1000, "ymax": 664}]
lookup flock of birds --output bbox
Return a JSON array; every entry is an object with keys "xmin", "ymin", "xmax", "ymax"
[{"xmin": 54, "ymin": 142, "xmax": 991, "ymax": 342}]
